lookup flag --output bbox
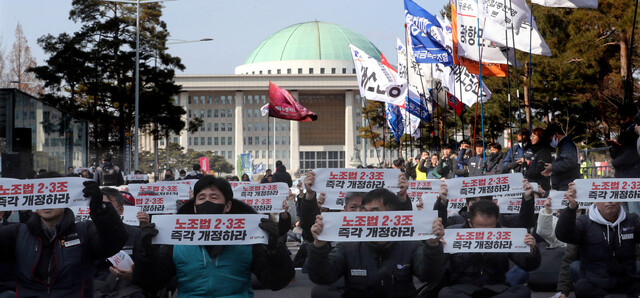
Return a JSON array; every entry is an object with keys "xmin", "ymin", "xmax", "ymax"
[
  {"xmin": 385, "ymin": 103, "xmax": 405, "ymax": 143},
  {"xmin": 404, "ymin": 0, "xmax": 453, "ymax": 65},
  {"xmin": 428, "ymin": 86, "xmax": 466, "ymax": 116},
  {"xmin": 381, "ymin": 51, "xmax": 421, "ymax": 139},
  {"xmin": 478, "ymin": 0, "xmax": 531, "ymax": 34},
  {"xmin": 483, "ymin": 15, "xmax": 552, "ymax": 56},
  {"xmin": 238, "ymin": 153, "xmax": 252, "ymax": 178},
  {"xmin": 451, "ymin": 1, "xmax": 509, "ymax": 77},
  {"xmin": 403, "ymin": 36, "xmax": 434, "ymax": 107},
  {"xmin": 253, "ymin": 163, "xmax": 264, "ymax": 174},
  {"xmin": 406, "ymin": 88, "xmax": 431, "ymax": 122},
  {"xmin": 351, "ymin": 44, "xmax": 407, "ymax": 106},
  {"xmin": 267, "ymin": 82, "xmax": 318, "ymax": 121},
  {"xmin": 531, "ymin": 0, "xmax": 597, "ymax": 8}
]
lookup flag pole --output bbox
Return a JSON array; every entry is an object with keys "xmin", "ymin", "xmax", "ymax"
[
  {"xmin": 477, "ymin": 18, "xmax": 487, "ymax": 171},
  {"xmin": 404, "ymin": 24, "xmax": 411, "ymax": 160},
  {"xmin": 503, "ymin": 0, "xmax": 516, "ymax": 171},
  {"xmin": 267, "ymin": 115, "xmax": 270, "ymax": 172},
  {"xmin": 527, "ymin": 4, "xmax": 534, "ymax": 134},
  {"xmin": 273, "ymin": 117, "xmax": 276, "ymax": 167},
  {"xmin": 507, "ymin": 0, "xmax": 524, "ymax": 160}
]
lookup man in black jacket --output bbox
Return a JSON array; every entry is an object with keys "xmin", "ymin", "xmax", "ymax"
[
  {"xmin": 439, "ymin": 200, "xmax": 540, "ymax": 297},
  {"xmin": 94, "ymin": 152, "xmax": 125, "ymax": 186},
  {"xmin": 307, "ymin": 188, "xmax": 446, "ymax": 297},
  {"xmin": 272, "ymin": 160, "xmax": 292, "ymax": 187},
  {"xmin": 458, "ymin": 142, "xmax": 485, "ymax": 177},
  {"xmin": 542, "ymin": 123, "xmax": 580, "ymax": 190},
  {"xmin": 0, "ymin": 180, "xmax": 128, "ymax": 297},
  {"xmin": 611, "ymin": 103, "xmax": 640, "ymax": 178},
  {"xmin": 555, "ymin": 183, "xmax": 640, "ymax": 297},
  {"xmin": 132, "ymin": 176, "xmax": 294, "ymax": 296}
]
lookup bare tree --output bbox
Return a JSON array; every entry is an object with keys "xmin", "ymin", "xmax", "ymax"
[{"xmin": 8, "ymin": 22, "xmax": 42, "ymax": 95}]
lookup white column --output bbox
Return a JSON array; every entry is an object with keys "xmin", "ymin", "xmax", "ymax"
[
  {"xmin": 345, "ymin": 90, "xmax": 355, "ymax": 168},
  {"xmin": 234, "ymin": 91, "xmax": 244, "ymax": 163},
  {"xmin": 179, "ymin": 92, "xmax": 189, "ymax": 151},
  {"xmin": 289, "ymin": 91, "xmax": 300, "ymax": 174}
]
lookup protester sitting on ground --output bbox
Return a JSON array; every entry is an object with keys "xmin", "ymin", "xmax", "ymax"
[
  {"xmin": 486, "ymin": 143, "xmax": 505, "ymax": 174},
  {"xmin": 555, "ymin": 182, "xmax": 640, "ymax": 297},
  {"xmin": 536, "ymin": 198, "xmax": 566, "ymax": 249},
  {"xmin": 438, "ymin": 200, "xmax": 541, "ymax": 297},
  {"xmin": 457, "ymin": 141, "xmax": 485, "ymax": 177},
  {"xmin": 307, "ymin": 188, "xmax": 446, "ymax": 297},
  {"xmin": 503, "ymin": 129, "xmax": 531, "ymax": 173},
  {"xmin": 132, "ymin": 176, "xmax": 295, "ymax": 296},
  {"xmin": 0, "ymin": 178, "xmax": 128, "ymax": 296}
]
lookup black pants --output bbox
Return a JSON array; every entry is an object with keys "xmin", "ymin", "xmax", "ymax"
[
  {"xmin": 438, "ymin": 284, "xmax": 530, "ymax": 298},
  {"xmin": 575, "ymin": 278, "xmax": 640, "ymax": 298}
]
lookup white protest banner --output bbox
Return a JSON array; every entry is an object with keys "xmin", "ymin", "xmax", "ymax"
[
  {"xmin": 125, "ymin": 174, "xmax": 148, "ymax": 183},
  {"xmin": 455, "ymin": 0, "xmax": 516, "ymax": 64},
  {"xmin": 443, "ymin": 228, "xmax": 529, "ymax": 253},
  {"xmin": 407, "ymin": 180, "xmax": 442, "ymax": 204},
  {"xmin": 497, "ymin": 196, "xmax": 547, "ymax": 214},
  {"xmin": 351, "ymin": 44, "xmax": 407, "ymax": 106},
  {"xmin": 574, "ymin": 179, "xmax": 640, "ymax": 202},
  {"xmin": 447, "ymin": 197, "xmax": 467, "ymax": 211},
  {"xmin": 483, "ymin": 17, "xmax": 551, "ymax": 56},
  {"xmin": 232, "ymin": 182, "xmax": 288, "ymax": 213},
  {"xmin": 70, "ymin": 206, "xmax": 91, "ymax": 222},
  {"xmin": 122, "ymin": 206, "xmax": 141, "ymax": 226},
  {"xmin": 445, "ymin": 173, "xmax": 524, "ymax": 198},
  {"xmin": 318, "ymin": 210, "xmax": 438, "ymax": 242},
  {"xmin": 0, "ymin": 177, "xmax": 89, "ymax": 211},
  {"xmin": 155, "ymin": 179, "xmax": 197, "ymax": 190},
  {"xmin": 151, "ymin": 214, "xmax": 268, "ymax": 245},
  {"xmin": 128, "ymin": 183, "xmax": 190, "ymax": 214},
  {"xmin": 229, "ymin": 181, "xmax": 255, "ymax": 189},
  {"xmin": 549, "ymin": 190, "xmax": 592, "ymax": 210},
  {"xmin": 73, "ymin": 167, "xmax": 93, "ymax": 174},
  {"xmin": 478, "ymin": 0, "xmax": 531, "ymax": 34},
  {"xmin": 312, "ymin": 168, "xmax": 401, "ymax": 197},
  {"xmin": 531, "ymin": 0, "xmax": 597, "ymax": 8},
  {"xmin": 107, "ymin": 251, "xmax": 134, "ymax": 271}
]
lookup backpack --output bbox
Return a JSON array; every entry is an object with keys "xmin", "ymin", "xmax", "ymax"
[{"xmin": 100, "ymin": 164, "xmax": 120, "ymax": 186}]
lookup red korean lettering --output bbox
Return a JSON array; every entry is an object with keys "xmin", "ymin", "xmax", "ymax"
[
  {"xmin": 175, "ymin": 218, "xmax": 187, "ymax": 229},
  {"xmin": 199, "ymin": 218, "xmax": 212, "ymax": 229}
]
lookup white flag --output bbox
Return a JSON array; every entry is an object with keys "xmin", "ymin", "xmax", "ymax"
[
  {"xmin": 478, "ymin": 0, "xmax": 531, "ymax": 34},
  {"xmin": 483, "ymin": 14, "xmax": 551, "ymax": 56},
  {"xmin": 394, "ymin": 38, "xmax": 421, "ymax": 139},
  {"xmin": 403, "ymin": 36, "xmax": 433, "ymax": 101},
  {"xmin": 455, "ymin": 0, "xmax": 516, "ymax": 65},
  {"xmin": 351, "ymin": 44, "xmax": 407, "ymax": 106},
  {"xmin": 531, "ymin": 0, "xmax": 597, "ymax": 8}
]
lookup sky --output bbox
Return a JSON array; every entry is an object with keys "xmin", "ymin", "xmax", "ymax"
[{"xmin": 0, "ymin": 0, "xmax": 449, "ymax": 75}]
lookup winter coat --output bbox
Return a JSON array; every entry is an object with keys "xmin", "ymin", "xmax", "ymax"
[
  {"xmin": 611, "ymin": 128, "xmax": 640, "ymax": 178},
  {"xmin": 550, "ymin": 136, "xmax": 580, "ymax": 191},
  {"xmin": 535, "ymin": 209, "xmax": 566, "ymax": 249},
  {"xmin": 486, "ymin": 152, "xmax": 505, "ymax": 175},
  {"xmin": 308, "ymin": 240, "xmax": 445, "ymax": 298},
  {"xmin": 457, "ymin": 149, "xmax": 484, "ymax": 177},
  {"xmin": 272, "ymin": 165, "xmax": 292, "ymax": 187},
  {"xmin": 94, "ymin": 224, "xmax": 144, "ymax": 298},
  {"xmin": 132, "ymin": 199, "xmax": 295, "ymax": 296},
  {"xmin": 434, "ymin": 196, "xmax": 536, "ymax": 229},
  {"xmin": 435, "ymin": 157, "xmax": 456, "ymax": 179},
  {"xmin": 0, "ymin": 207, "xmax": 127, "ymax": 298},
  {"xmin": 524, "ymin": 142, "xmax": 553, "ymax": 193},
  {"xmin": 502, "ymin": 142, "xmax": 532, "ymax": 173}
]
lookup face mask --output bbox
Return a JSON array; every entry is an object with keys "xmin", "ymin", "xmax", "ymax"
[
  {"xmin": 195, "ymin": 201, "xmax": 226, "ymax": 214},
  {"xmin": 550, "ymin": 136, "xmax": 559, "ymax": 148}
]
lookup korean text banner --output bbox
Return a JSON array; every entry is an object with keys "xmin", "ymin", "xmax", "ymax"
[
  {"xmin": 445, "ymin": 173, "xmax": 524, "ymax": 198},
  {"xmin": 152, "ymin": 214, "xmax": 268, "ymax": 245},
  {"xmin": 70, "ymin": 206, "xmax": 141, "ymax": 226},
  {"xmin": 549, "ymin": 190, "xmax": 591, "ymax": 209},
  {"xmin": 318, "ymin": 210, "xmax": 438, "ymax": 242},
  {"xmin": 232, "ymin": 182, "xmax": 288, "ymax": 213},
  {"xmin": 531, "ymin": 0, "xmax": 597, "ymax": 8},
  {"xmin": 351, "ymin": 44, "xmax": 407, "ymax": 106},
  {"xmin": 497, "ymin": 196, "xmax": 546, "ymax": 214},
  {"xmin": 443, "ymin": 228, "xmax": 529, "ymax": 253},
  {"xmin": 311, "ymin": 168, "xmax": 402, "ymax": 198},
  {"xmin": 407, "ymin": 180, "xmax": 442, "ymax": 204},
  {"xmin": 128, "ymin": 183, "xmax": 190, "ymax": 214},
  {"xmin": 0, "ymin": 177, "xmax": 89, "ymax": 211},
  {"xmin": 573, "ymin": 179, "xmax": 640, "ymax": 202}
]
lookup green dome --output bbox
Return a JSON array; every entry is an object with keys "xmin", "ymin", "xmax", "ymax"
[{"xmin": 244, "ymin": 21, "xmax": 382, "ymax": 64}]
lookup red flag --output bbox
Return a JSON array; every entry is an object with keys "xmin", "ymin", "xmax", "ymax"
[
  {"xmin": 445, "ymin": 91, "xmax": 465, "ymax": 116},
  {"xmin": 267, "ymin": 82, "xmax": 318, "ymax": 121}
]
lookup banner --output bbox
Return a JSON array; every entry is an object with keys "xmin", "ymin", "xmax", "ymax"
[
  {"xmin": 232, "ymin": 182, "xmax": 289, "ymax": 213},
  {"xmin": 443, "ymin": 228, "xmax": 529, "ymax": 253},
  {"xmin": 128, "ymin": 183, "xmax": 190, "ymax": 214},
  {"xmin": 70, "ymin": 205, "xmax": 141, "ymax": 226},
  {"xmin": 200, "ymin": 157, "xmax": 210, "ymax": 173},
  {"xmin": 351, "ymin": 44, "xmax": 407, "ymax": 106},
  {"xmin": 237, "ymin": 153, "xmax": 252, "ymax": 179},
  {"xmin": 497, "ymin": 196, "xmax": 546, "ymax": 214},
  {"xmin": 267, "ymin": 82, "xmax": 318, "ymax": 121},
  {"xmin": 229, "ymin": 181, "xmax": 256, "ymax": 189},
  {"xmin": 407, "ymin": 180, "xmax": 442, "ymax": 204},
  {"xmin": 483, "ymin": 16, "xmax": 551, "ymax": 56},
  {"xmin": 125, "ymin": 175, "xmax": 148, "ymax": 184},
  {"xmin": 531, "ymin": 0, "xmax": 597, "ymax": 8},
  {"xmin": 549, "ymin": 190, "xmax": 592, "ymax": 210},
  {"xmin": 451, "ymin": 1, "xmax": 509, "ymax": 77},
  {"xmin": 317, "ymin": 210, "xmax": 438, "ymax": 242},
  {"xmin": 573, "ymin": 179, "xmax": 640, "ymax": 202},
  {"xmin": 478, "ymin": 0, "xmax": 531, "ymax": 34},
  {"xmin": 311, "ymin": 168, "xmax": 401, "ymax": 197},
  {"xmin": 108, "ymin": 251, "xmax": 134, "ymax": 271},
  {"xmin": 153, "ymin": 179, "xmax": 197, "ymax": 190},
  {"xmin": 445, "ymin": 173, "xmax": 524, "ymax": 198},
  {"xmin": 151, "ymin": 214, "xmax": 268, "ymax": 245},
  {"xmin": 404, "ymin": 0, "xmax": 453, "ymax": 65},
  {"xmin": 0, "ymin": 177, "xmax": 88, "ymax": 211}
]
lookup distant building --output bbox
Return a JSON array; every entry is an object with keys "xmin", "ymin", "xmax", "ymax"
[{"xmin": 142, "ymin": 21, "xmax": 402, "ymax": 175}]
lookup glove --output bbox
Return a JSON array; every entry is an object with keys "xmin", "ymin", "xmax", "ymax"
[
  {"xmin": 258, "ymin": 218, "xmax": 279, "ymax": 249},
  {"xmin": 83, "ymin": 181, "xmax": 104, "ymax": 211},
  {"xmin": 140, "ymin": 223, "xmax": 159, "ymax": 256}
]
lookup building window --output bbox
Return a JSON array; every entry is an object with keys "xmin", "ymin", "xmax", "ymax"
[
  {"xmin": 228, "ymin": 123, "xmax": 232, "ymax": 131},
  {"xmin": 255, "ymin": 123, "xmax": 259, "ymax": 131},
  {"xmin": 248, "ymin": 95, "xmax": 253, "ymax": 104},
  {"xmin": 207, "ymin": 109, "xmax": 212, "ymax": 117},
  {"xmin": 188, "ymin": 138, "xmax": 192, "ymax": 146},
  {"xmin": 173, "ymin": 137, "xmax": 178, "ymax": 144},
  {"xmin": 228, "ymin": 109, "xmax": 232, "ymax": 117},
  {"xmin": 194, "ymin": 138, "xmax": 199, "ymax": 146},
  {"xmin": 254, "ymin": 136, "xmax": 259, "ymax": 145},
  {"xmin": 275, "ymin": 136, "xmax": 280, "ymax": 145},
  {"xmin": 221, "ymin": 124, "xmax": 226, "ymax": 132},
  {"xmin": 277, "ymin": 69, "xmax": 281, "ymax": 74},
  {"xmin": 282, "ymin": 123, "xmax": 287, "ymax": 131},
  {"xmin": 248, "ymin": 137, "xmax": 253, "ymax": 145},
  {"xmin": 201, "ymin": 137, "xmax": 205, "ymax": 145},
  {"xmin": 228, "ymin": 151, "xmax": 233, "ymax": 160},
  {"xmin": 221, "ymin": 109, "xmax": 226, "ymax": 118},
  {"xmin": 353, "ymin": 68, "xmax": 356, "ymax": 74},
  {"xmin": 355, "ymin": 95, "xmax": 361, "ymax": 103},
  {"xmin": 357, "ymin": 136, "xmax": 361, "ymax": 145},
  {"xmin": 208, "ymin": 137, "xmax": 212, "ymax": 145},
  {"xmin": 309, "ymin": 68, "xmax": 314, "ymax": 74},
  {"xmin": 221, "ymin": 137, "xmax": 226, "ymax": 145},
  {"xmin": 267, "ymin": 70, "xmax": 271, "ymax": 74},
  {"xmin": 221, "ymin": 96, "xmax": 226, "ymax": 104},
  {"xmin": 255, "ymin": 109, "xmax": 259, "ymax": 117},
  {"xmin": 188, "ymin": 96, "xmax": 191, "ymax": 104},
  {"xmin": 342, "ymin": 68, "xmax": 347, "ymax": 74},
  {"xmin": 214, "ymin": 137, "xmax": 219, "ymax": 145},
  {"xmin": 320, "ymin": 68, "xmax": 325, "ymax": 74},
  {"xmin": 298, "ymin": 68, "xmax": 302, "ymax": 74},
  {"xmin": 214, "ymin": 123, "xmax": 219, "ymax": 131},
  {"xmin": 200, "ymin": 123, "xmax": 205, "ymax": 132},
  {"xmin": 207, "ymin": 96, "xmax": 212, "ymax": 104},
  {"xmin": 282, "ymin": 136, "xmax": 287, "ymax": 145},
  {"xmin": 214, "ymin": 96, "xmax": 219, "ymax": 104},
  {"xmin": 160, "ymin": 139, "xmax": 165, "ymax": 146},
  {"xmin": 201, "ymin": 110, "xmax": 205, "ymax": 118},
  {"xmin": 214, "ymin": 109, "xmax": 219, "ymax": 117},
  {"xmin": 228, "ymin": 96, "xmax": 233, "ymax": 105},
  {"xmin": 276, "ymin": 150, "xmax": 280, "ymax": 159},
  {"xmin": 247, "ymin": 109, "xmax": 252, "ymax": 118},
  {"xmin": 259, "ymin": 70, "xmax": 262, "ymax": 74},
  {"xmin": 188, "ymin": 110, "xmax": 191, "ymax": 118},
  {"xmin": 247, "ymin": 124, "xmax": 251, "ymax": 132},
  {"xmin": 214, "ymin": 151, "xmax": 218, "ymax": 156},
  {"xmin": 243, "ymin": 138, "xmax": 246, "ymax": 145},
  {"xmin": 331, "ymin": 68, "xmax": 336, "ymax": 74},
  {"xmin": 261, "ymin": 136, "xmax": 266, "ymax": 145},
  {"xmin": 228, "ymin": 137, "xmax": 232, "ymax": 145},
  {"xmin": 287, "ymin": 68, "xmax": 291, "ymax": 74}
]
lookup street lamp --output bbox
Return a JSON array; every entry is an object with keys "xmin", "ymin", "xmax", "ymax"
[{"xmin": 102, "ymin": 0, "xmax": 172, "ymax": 174}]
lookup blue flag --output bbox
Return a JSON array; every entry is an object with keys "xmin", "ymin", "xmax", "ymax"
[
  {"xmin": 385, "ymin": 103, "xmax": 405, "ymax": 144},
  {"xmin": 404, "ymin": 0, "xmax": 453, "ymax": 65}
]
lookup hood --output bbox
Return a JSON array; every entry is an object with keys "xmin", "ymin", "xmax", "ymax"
[
  {"xmin": 589, "ymin": 204, "xmax": 626, "ymax": 246},
  {"xmin": 178, "ymin": 198, "xmax": 258, "ymax": 215},
  {"xmin": 276, "ymin": 165, "xmax": 287, "ymax": 173},
  {"xmin": 26, "ymin": 208, "xmax": 76, "ymax": 241}
]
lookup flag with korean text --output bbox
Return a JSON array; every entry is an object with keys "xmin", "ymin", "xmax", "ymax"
[
  {"xmin": 404, "ymin": 0, "xmax": 453, "ymax": 65},
  {"xmin": 531, "ymin": 0, "xmax": 597, "ymax": 8},
  {"xmin": 351, "ymin": 44, "xmax": 407, "ymax": 106},
  {"xmin": 267, "ymin": 82, "xmax": 318, "ymax": 121},
  {"xmin": 478, "ymin": 0, "xmax": 531, "ymax": 34}
]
